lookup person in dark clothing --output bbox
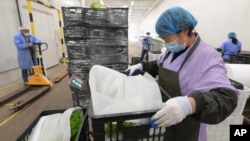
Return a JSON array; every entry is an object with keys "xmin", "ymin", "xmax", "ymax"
[
  {"xmin": 220, "ymin": 32, "xmax": 242, "ymax": 62},
  {"xmin": 141, "ymin": 32, "xmax": 153, "ymax": 62},
  {"xmin": 126, "ymin": 6, "xmax": 238, "ymax": 141}
]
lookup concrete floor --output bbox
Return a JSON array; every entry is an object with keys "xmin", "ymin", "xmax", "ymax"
[
  {"xmin": 0, "ymin": 42, "xmax": 142, "ymax": 141},
  {"xmin": 0, "ymin": 64, "xmax": 73, "ymax": 141}
]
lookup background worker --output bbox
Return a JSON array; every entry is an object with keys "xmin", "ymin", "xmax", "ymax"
[
  {"xmin": 13, "ymin": 26, "xmax": 41, "ymax": 84},
  {"xmin": 220, "ymin": 32, "xmax": 242, "ymax": 62},
  {"xmin": 141, "ymin": 32, "xmax": 153, "ymax": 62},
  {"xmin": 126, "ymin": 6, "xmax": 238, "ymax": 141}
]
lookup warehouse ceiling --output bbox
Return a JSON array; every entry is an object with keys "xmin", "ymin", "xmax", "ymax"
[{"xmin": 85, "ymin": 0, "xmax": 163, "ymax": 18}]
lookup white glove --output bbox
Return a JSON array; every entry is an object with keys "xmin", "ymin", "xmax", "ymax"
[
  {"xmin": 125, "ymin": 63, "xmax": 142, "ymax": 76},
  {"xmin": 151, "ymin": 96, "xmax": 192, "ymax": 127},
  {"xmin": 28, "ymin": 43, "xmax": 33, "ymax": 47}
]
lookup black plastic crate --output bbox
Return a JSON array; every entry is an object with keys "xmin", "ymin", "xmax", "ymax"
[
  {"xmin": 65, "ymin": 40, "xmax": 86, "ymax": 48},
  {"xmin": 230, "ymin": 54, "xmax": 250, "ymax": 64},
  {"xmin": 62, "ymin": 7, "xmax": 84, "ymax": 27},
  {"xmin": 64, "ymin": 26, "xmax": 86, "ymax": 38},
  {"xmin": 131, "ymin": 57, "xmax": 141, "ymax": 65},
  {"xmin": 86, "ymin": 105, "xmax": 166, "ymax": 141},
  {"xmin": 108, "ymin": 8, "xmax": 128, "ymax": 28},
  {"xmin": 85, "ymin": 45, "xmax": 122, "ymax": 55},
  {"xmin": 84, "ymin": 28, "xmax": 128, "ymax": 42},
  {"xmin": 67, "ymin": 60, "xmax": 92, "ymax": 78},
  {"xmin": 85, "ymin": 28, "xmax": 110, "ymax": 39},
  {"xmin": 229, "ymin": 79, "xmax": 244, "ymax": 90},
  {"xmin": 85, "ymin": 38, "xmax": 128, "ymax": 46},
  {"xmin": 16, "ymin": 109, "xmax": 88, "ymax": 141},
  {"xmin": 83, "ymin": 8, "xmax": 109, "ymax": 27}
]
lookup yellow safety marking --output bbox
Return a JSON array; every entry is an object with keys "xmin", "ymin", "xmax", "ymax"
[
  {"xmin": 28, "ymin": 0, "xmax": 66, "ymax": 65},
  {"xmin": 43, "ymin": 2, "xmax": 51, "ymax": 8},
  {"xmin": 4, "ymin": 104, "xmax": 14, "ymax": 106},
  {"xmin": 57, "ymin": 9, "xmax": 67, "ymax": 65},
  {"xmin": 0, "ymin": 105, "xmax": 30, "ymax": 126}
]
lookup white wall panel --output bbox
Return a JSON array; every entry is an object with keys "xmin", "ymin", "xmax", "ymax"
[
  {"xmin": 128, "ymin": 17, "xmax": 141, "ymax": 42},
  {"xmin": 19, "ymin": 0, "xmax": 60, "ymax": 68},
  {"xmin": 0, "ymin": 0, "xmax": 23, "ymax": 86},
  {"xmin": 31, "ymin": 9, "xmax": 60, "ymax": 67}
]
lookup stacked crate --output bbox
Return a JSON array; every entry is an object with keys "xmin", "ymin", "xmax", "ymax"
[{"xmin": 62, "ymin": 7, "xmax": 128, "ymax": 108}]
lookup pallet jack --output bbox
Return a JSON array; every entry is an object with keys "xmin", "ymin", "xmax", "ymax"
[
  {"xmin": 0, "ymin": 43, "xmax": 53, "ymax": 111},
  {"xmin": 26, "ymin": 42, "xmax": 53, "ymax": 87}
]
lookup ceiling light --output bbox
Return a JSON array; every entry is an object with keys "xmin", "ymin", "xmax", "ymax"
[
  {"xmin": 64, "ymin": 1, "xmax": 74, "ymax": 5},
  {"xmin": 131, "ymin": 1, "xmax": 134, "ymax": 6},
  {"xmin": 100, "ymin": 0, "xmax": 104, "ymax": 5}
]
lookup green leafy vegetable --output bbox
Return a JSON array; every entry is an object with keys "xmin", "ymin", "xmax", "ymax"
[
  {"xmin": 104, "ymin": 121, "xmax": 135, "ymax": 137},
  {"xmin": 70, "ymin": 111, "xmax": 82, "ymax": 141},
  {"xmin": 90, "ymin": 1, "xmax": 107, "ymax": 8}
]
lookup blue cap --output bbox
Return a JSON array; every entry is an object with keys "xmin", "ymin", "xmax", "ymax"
[
  {"xmin": 155, "ymin": 6, "xmax": 197, "ymax": 36},
  {"xmin": 228, "ymin": 32, "xmax": 236, "ymax": 38}
]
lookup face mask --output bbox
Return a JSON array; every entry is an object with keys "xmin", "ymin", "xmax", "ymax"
[
  {"xmin": 24, "ymin": 33, "xmax": 30, "ymax": 36},
  {"xmin": 165, "ymin": 36, "xmax": 186, "ymax": 53}
]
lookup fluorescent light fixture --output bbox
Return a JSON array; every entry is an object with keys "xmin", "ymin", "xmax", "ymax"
[
  {"xmin": 131, "ymin": 1, "xmax": 134, "ymax": 6},
  {"xmin": 100, "ymin": 0, "xmax": 104, "ymax": 5},
  {"xmin": 64, "ymin": 1, "xmax": 74, "ymax": 5},
  {"xmin": 123, "ymin": 5, "xmax": 128, "ymax": 7}
]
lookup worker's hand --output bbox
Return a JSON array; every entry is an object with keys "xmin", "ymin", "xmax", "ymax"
[
  {"xmin": 151, "ymin": 96, "xmax": 192, "ymax": 127},
  {"xmin": 28, "ymin": 43, "xmax": 33, "ymax": 47},
  {"xmin": 125, "ymin": 63, "xmax": 142, "ymax": 76}
]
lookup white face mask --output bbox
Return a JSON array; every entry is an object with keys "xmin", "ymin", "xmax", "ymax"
[
  {"xmin": 165, "ymin": 36, "xmax": 186, "ymax": 53},
  {"xmin": 24, "ymin": 33, "xmax": 30, "ymax": 36}
]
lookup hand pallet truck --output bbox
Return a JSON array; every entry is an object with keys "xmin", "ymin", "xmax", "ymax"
[{"xmin": 0, "ymin": 43, "xmax": 53, "ymax": 111}]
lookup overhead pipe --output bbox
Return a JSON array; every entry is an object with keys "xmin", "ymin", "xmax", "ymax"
[{"xmin": 15, "ymin": 0, "xmax": 23, "ymax": 26}]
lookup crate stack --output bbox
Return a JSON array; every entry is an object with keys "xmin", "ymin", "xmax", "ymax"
[{"xmin": 62, "ymin": 7, "xmax": 129, "ymax": 108}]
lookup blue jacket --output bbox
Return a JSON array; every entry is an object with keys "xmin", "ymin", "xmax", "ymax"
[
  {"xmin": 220, "ymin": 38, "xmax": 242, "ymax": 61},
  {"xmin": 13, "ymin": 33, "xmax": 41, "ymax": 69},
  {"xmin": 142, "ymin": 36, "xmax": 153, "ymax": 50}
]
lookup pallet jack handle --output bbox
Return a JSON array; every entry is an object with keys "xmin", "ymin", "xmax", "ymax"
[{"xmin": 33, "ymin": 42, "xmax": 48, "ymax": 76}]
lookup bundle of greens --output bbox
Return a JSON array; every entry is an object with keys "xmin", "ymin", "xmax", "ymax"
[
  {"xmin": 70, "ymin": 111, "xmax": 83, "ymax": 141},
  {"xmin": 104, "ymin": 122, "xmax": 135, "ymax": 137},
  {"xmin": 90, "ymin": 1, "xmax": 107, "ymax": 8}
]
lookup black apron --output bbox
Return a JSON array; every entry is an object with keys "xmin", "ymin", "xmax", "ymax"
[
  {"xmin": 158, "ymin": 36, "xmax": 201, "ymax": 141},
  {"xmin": 23, "ymin": 34, "xmax": 35, "ymax": 75},
  {"xmin": 23, "ymin": 35, "xmax": 35, "ymax": 65}
]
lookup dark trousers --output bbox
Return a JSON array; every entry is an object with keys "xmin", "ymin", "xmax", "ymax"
[
  {"xmin": 141, "ymin": 49, "xmax": 149, "ymax": 62},
  {"xmin": 21, "ymin": 69, "xmax": 28, "ymax": 82}
]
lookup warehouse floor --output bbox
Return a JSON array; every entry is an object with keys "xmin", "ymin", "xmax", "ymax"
[{"xmin": 0, "ymin": 42, "xmax": 142, "ymax": 141}]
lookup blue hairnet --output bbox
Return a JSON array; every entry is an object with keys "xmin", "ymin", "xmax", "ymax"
[
  {"xmin": 228, "ymin": 32, "xmax": 236, "ymax": 38},
  {"xmin": 155, "ymin": 6, "xmax": 197, "ymax": 36}
]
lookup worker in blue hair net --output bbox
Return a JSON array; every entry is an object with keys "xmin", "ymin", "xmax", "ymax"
[
  {"xmin": 220, "ymin": 32, "xmax": 242, "ymax": 62},
  {"xmin": 126, "ymin": 6, "xmax": 238, "ymax": 141}
]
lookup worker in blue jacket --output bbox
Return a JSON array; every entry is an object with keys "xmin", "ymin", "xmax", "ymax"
[
  {"xmin": 13, "ymin": 26, "xmax": 41, "ymax": 84},
  {"xmin": 220, "ymin": 32, "xmax": 242, "ymax": 62},
  {"xmin": 141, "ymin": 32, "xmax": 153, "ymax": 62}
]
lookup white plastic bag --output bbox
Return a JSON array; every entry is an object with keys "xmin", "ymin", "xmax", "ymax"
[
  {"xmin": 89, "ymin": 65, "xmax": 163, "ymax": 115},
  {"xmin": 28, "ymin": 107, "xmax": 82, "ymax": 141}
]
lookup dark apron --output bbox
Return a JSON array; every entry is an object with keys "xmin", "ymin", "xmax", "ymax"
[
  {"xmin": 23, "ymin": 35, "xmax": 35, "ymax": 75},
  {"xmin": 158, "ymin": 36, "xmax": 201, "ymax": 141}
]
